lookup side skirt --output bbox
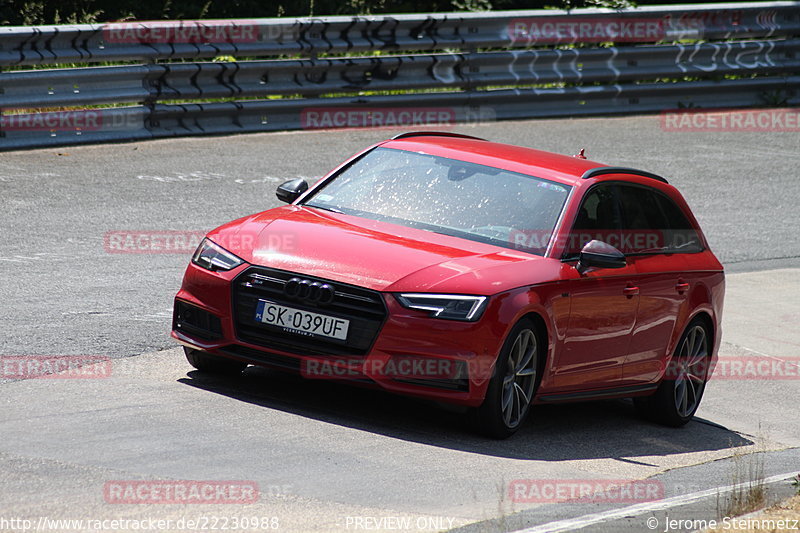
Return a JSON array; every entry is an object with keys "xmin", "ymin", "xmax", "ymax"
[{"xmin": 536, "ymin": 384, "xmax": 658, "ymax": 404}]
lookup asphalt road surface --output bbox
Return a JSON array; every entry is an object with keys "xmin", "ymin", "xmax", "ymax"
[{"xmin": 1, "ymin": 116, "xmax": 799, "ymax": 532}]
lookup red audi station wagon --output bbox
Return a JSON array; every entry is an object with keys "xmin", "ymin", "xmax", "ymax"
[{"xmin": 172, "ymin": 132, "xmax": 724, "ymax": 438}]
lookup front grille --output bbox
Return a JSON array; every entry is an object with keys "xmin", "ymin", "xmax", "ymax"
[
  {"xmin": 174, "ymin": 300, "xmax": 223, "ymax": 340},
  {"xmin": 232, "ymin": 266, "xmax": 387, "ymax": 357}
]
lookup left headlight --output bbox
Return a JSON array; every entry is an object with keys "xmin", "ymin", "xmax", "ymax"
[
  {"xmin": 191, "ymin": 238, "xmax": 245, "ymax": 271},
  {"xmin": 395, "ymin": 293, "xmax": 488, "ymax": 322}
]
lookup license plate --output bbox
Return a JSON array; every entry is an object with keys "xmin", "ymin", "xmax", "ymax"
[{"xmin": 255, "ymin": 300, "xmax": 349, "ymax": 341}]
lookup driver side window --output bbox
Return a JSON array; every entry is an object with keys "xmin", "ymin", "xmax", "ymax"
[{"xmin": 563, "ymin": 183, "xmax": 622, "ymax": 258}]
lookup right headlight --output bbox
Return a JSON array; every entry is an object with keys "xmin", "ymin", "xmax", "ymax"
[
  {"xmin": 191, "ymin": 238, "xmax": 245, "ymax": 271},
  {"xmin": 394, "ymin": 293, "xmax": 488, "ymax": 322}
]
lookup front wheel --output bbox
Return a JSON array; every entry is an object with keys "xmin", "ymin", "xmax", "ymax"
[
  {"xmin": 475, "ymin": 319, "xmax": 542, "ymax": 439},
  {"xmin": 635, "ymin": 318, "xmax": 711, "ymax": 427}
]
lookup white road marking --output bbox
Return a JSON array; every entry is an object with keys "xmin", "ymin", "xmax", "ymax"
[
  {"xmin": 516, "ymin": 471, "xmax": 798, "ymax": 533},
  {"xmin": 719, "ymin": 342, "xmax": 800, "ymax": 371},
  {"xmin": 137, "ymin": 171, "xmax": 225, "ymax": 182}
]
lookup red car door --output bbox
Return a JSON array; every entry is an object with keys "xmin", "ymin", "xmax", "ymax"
[
  {"xmin": 551, "ymin": 183, "xmax": 639, "ymax": 391},
  {"xmin": 624, "ymin": 255, "xmax": 688, "ymax": 383},
  {"xmin": 616, "ymin": 184, "xmax": 703, "ymax": 384}
]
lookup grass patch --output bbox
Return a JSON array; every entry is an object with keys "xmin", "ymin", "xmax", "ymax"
[{"xmin": 717, "ymin": 447, "xmax": 767, "ymax": 519}]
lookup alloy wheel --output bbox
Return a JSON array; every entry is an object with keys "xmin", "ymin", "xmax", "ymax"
[
  {"xmin": 501, "ymin": 329, "xmax": 538, "ymax": 428},
  {"xmin": 673, "ymin": 325, "xmax": 709, "ymax": 418}
]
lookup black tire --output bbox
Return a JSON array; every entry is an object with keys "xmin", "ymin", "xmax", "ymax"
[
  {"xmin": 634, "ymin": 318, "xmax": 711, "ymax": 427},
  {"xmin": 183, "ymin": 347, "xmax": 247, "ymax": 376},
  {"xmin": 475, "ymin": 318, "xmax": 542, "ymax": 439}
]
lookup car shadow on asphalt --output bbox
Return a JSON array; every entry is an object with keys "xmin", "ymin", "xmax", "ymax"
[{"xmin": 178, "ymin": 366, "xmax": 752, "ymax": 461}]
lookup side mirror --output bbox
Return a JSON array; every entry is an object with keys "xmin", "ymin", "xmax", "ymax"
[
  {"xmin": 276, "ymin": 178, "xmax": 309, "ymax": 203},
  {"xmin": 576, "ymin": 240, "xmax": 626, "ymax": 275}
]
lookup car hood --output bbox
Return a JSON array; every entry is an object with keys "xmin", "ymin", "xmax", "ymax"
[{"xmin": 207, "ymin": 205, "xmax": 564, "ymax": 294}]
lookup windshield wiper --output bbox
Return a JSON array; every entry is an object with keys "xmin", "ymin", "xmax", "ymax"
[{"xmin": 305, "ymin": 204, "xmax": 343, "ymax": 214}]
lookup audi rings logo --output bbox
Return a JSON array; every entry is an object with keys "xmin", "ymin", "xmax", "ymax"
[{"xmin": 284, "ymin": 277, "xmax": 335, "ymax": 304}]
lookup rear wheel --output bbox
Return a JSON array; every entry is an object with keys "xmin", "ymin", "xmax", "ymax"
[
  {"xmin": 184, "ymin": 347, "xmax": 247, "ymax": 376},
  {"xmin": 475, "ymin": 319, "xmax": 542, "ymax": 439},
  {"xmin": 634, "ymin": 318, "xmax": 711, "ymax": 427}
]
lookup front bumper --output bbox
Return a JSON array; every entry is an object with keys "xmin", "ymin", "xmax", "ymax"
[{"xmin": 171, "ymin": 262, "xmax": 504, "ymax": 407}]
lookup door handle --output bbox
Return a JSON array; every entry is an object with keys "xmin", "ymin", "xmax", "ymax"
[
  {"xmin": 623, "ymin": 286, "xmax": 639, "ymax": 298},
  {"xmin": 675, "ymin": 282, "xmax": 690, "ymax": 294}
]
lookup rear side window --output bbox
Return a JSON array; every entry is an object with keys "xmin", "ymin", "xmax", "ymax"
[{"xmin": 617, "ymin": 185, "xmax": 703, "ymax": 254}]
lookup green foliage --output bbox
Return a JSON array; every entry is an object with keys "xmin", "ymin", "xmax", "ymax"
[
  {"xmin": 451, "ymin": 0, "xmax": 492, "ymax": 11},
  {"xmin": 760, "ymin": 90, "xmax": 790, "ymax": 107},
  {"xmin": 1, "ymin": 0, "xmax": 735, "ymax": 25},
  {"xmin": 584, "ymin": 0, "xmax": 637, "ymax": 9}
]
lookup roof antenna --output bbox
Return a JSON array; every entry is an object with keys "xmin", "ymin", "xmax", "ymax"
[{"xmin": 574, "ymin": 148, "xmax": 587, "ymax": 160}]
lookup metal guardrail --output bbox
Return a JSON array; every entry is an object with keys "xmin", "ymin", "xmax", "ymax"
[{"xmin": 1, "ymin": 2, "xmax": 799, "ymax": 150}]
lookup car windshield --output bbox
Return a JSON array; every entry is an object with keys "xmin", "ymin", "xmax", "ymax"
[{"xmin": 302, "ymin": 147, "xmax": 571, "ymax": 255}]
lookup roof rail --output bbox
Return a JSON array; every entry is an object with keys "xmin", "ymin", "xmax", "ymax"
[
  {"xmin": 390, "ymin": 131, "xmax": 487, "ymax": 141},
  {"xmin": 581, "ymin": 166, "xmax": 669, "ymax": 184}
]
